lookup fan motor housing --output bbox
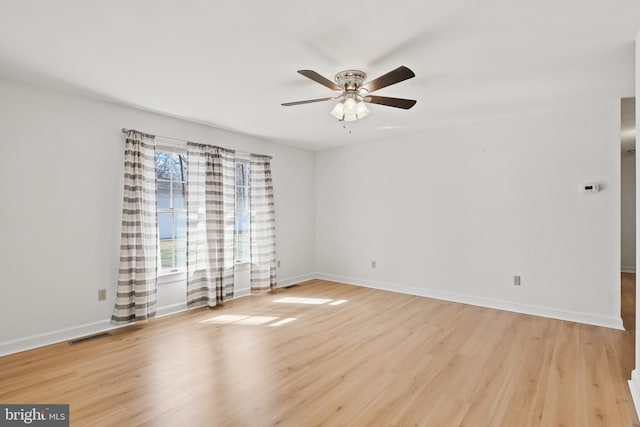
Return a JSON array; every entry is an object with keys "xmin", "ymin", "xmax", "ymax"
[{"xmin": 335, "ymin": 70, "xmax": 367, "ymax": 91}]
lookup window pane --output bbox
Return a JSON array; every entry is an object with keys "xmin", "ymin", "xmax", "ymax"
[
  {"xmin": 156, "ymin": 150, "xmax": 188, "ymax": 272},
  {"xmin": 234, "ymin": 162, "xmax": 251, "ymax": 263},
  {"xmin": 158, "ymin": 181, "xmax": 171, "ymax": 209},
  {"xmin": 175, "ymin": 211, "xmax": 187, "ymax": 239},
  {"xmin": 158, "ymin": 212, "xmax": 173, "ymax": 239},
  {"xmin": 236, "ymin": 211, "xmax": 249, "ymax": 234},
  {"xmin": 235, "ymin": 163, "xmax": 243, "ymax": 186},
  {"xmin": 175, "ymin": 240, "xmax": 186, "ymax": 269},
  {"xmin": 172, "ymin": 182, "xmax": 185, "ymax": 209},
  {"xmin": 236, "ymin": 186, "xmax": 249, "ymax": 210},
  {"xmin": 160, "ymin": 239, "xmax": 173, "ymax": 269},
  {"xmin": 171, "ymin": 153, "xmax": 187, "ymax": 181},
  {"xmin": 235, "ymin": 234, "xmax": 250, "ymax": 262},
  {"xmin": 156, "ymin": 152, "xmax": 171, "ymax": 180},
  {"xmin": 179, "ymin": 154, "xmax": 187, "ymax": 181},
  {"xmin": 236, "ymin": 163, "xmax": 250, "ymax": 185},
  {"xmin": 242, "ymin": 163, "xmax": 250, "ymax": 185}
]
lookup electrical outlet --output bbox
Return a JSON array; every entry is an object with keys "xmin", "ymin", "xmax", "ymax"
[
  {"xmin": 372, "ymin": 260, "xmax": 376, "ymax": 269},
  {"xmin": 513, "ymin": 275, "xmax": 521, "ymax": 286},
  {"xmin": 277, "ymin": 260, "xmax": 281, "ymax": 268},
  {"xmin": 98, "ymin": 289, "xmax": 107, "ymax": 301}
]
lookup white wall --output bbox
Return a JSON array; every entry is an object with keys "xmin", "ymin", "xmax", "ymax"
[
  {"xmin": 0, "ymin": 76, "xmax": 624, "ymax": 356},
  {"xmin": 629, "ymin": 34, "xmax": 640, "ymax": 416},
  {"xmin": 0, "ymin": 78, "xmax": 316, "ymax": 355},
  {"xmin": 622, "ymin": 153, "xmax": 636, "ymax": 272},
  {"xmin": 316, "ymin": 101, "xmax": 622, "ymax": 328}
]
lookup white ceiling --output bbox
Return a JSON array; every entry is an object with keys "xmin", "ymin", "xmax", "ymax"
[{"xmin": 1, "ymin": 0, "xmax": 639, "ymax": 150}]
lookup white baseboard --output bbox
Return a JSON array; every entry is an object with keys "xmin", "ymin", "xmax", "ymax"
[
  {"xmin": 315, "ymin": 273, "xmax": 624, "ymax": 330},
  {"xmin": 0, "ymin": 319, "xmax": 126, "ymax": 358},
  {"xmin": 2, "ymin": 301, "xmax": 197, "ymax": 356},
  {"xmin": 277, "ymin": 273, "xmax": 318, "ymax": 288},
  {"xmin": 630, "ymin": 370, "xmax": 640, "ymax": 420},
  {"xmin": 1, "ymin": 270, "xmax": 624, "ymax": 357},
  {"xmin": 234, "ymin": 287, "xmax": 252, "ymax": 298},
  {"xmin": 156, "ymin": 302, "xmax": 188, "ymax": 318},
  {"xmin": 158, "ymin": 288, "xmax": 252, "ymax": 318},
  {"xmin": 622, "ymin": 266, "xmax": 636, "ymax": 273},
  {"xmin": 0, "ymin": 273, "xmax": 316, "ymax": 357}
]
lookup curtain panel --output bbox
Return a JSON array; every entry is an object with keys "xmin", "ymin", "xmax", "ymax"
[
  {"xmin": 250, "ymin": 154, "xmax": 277, "ymax": 290},
  {"xmin": 186, "ymin": 143, "xmax": 236, "ymax": 307},
  {"xmin": 112, "ymin": 131, "xmax": 158, "ymax": 324}
]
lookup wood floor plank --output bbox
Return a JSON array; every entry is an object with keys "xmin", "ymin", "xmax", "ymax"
[{"xmin": 0, "ymin": 277, "xmax": 637, "ymax": 426}]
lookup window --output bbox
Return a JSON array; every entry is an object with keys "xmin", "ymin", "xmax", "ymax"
[
  {"xmin": 154, "ymin": 151, "xmax": 250, "ymax": 271},
  {"xmin": 156, "ymin": 150, "xmax": 187, "ymax": 273},
  {"xmin": 235, "ymin": 161, "xmax": 250, "ymax": 263}
]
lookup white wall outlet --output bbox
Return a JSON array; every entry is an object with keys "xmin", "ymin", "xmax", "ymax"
[
  {"xmin": 371, "ymin": 260, "xmax": 376, "ymax": 268},
  {"xmin": 277, "ymin": 260, "xmax": 281, "ymax": 268},
  {"xmin": 581, "ymin": 183, "xmax": 600, "ymax": 193},
  {"xmin": 513, "ymin": 275, "xmax": 521, "ymax": 286},
  {"xmin": 98, "ymin": 289, "xmax": 107, "ymax": 301}
]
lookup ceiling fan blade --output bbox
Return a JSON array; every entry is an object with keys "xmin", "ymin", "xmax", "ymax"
[
  {"xmin": 281, "ymin": 97, "xmax": 337, "ymax": 106},
  {"xmin": 364, "ymin": 95, "xmax": 417, "ymax": 109},
  {"xmin": 297, "ymin": 70, "xmax": 341, "ymax": 91},
  {"xmin": 361, "ymin": 66, "xmax": 416, "ymax": 93}
]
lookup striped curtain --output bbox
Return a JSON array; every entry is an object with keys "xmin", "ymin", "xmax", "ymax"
[
  {"xmin": 250, "ymin": 154, "xmax": 277, "ymax": 290},
  {"xmin": 186, "ymin": 143, "xmax": 236, "ymax": 307},
  {"xmin": 112, "ymin": 131, "xmax": 158, "ymax": 324}
]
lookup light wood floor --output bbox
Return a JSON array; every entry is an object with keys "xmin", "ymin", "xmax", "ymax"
[{"xmin": 1, "ymin": 277, "xmax": 638, "ymax": 426}]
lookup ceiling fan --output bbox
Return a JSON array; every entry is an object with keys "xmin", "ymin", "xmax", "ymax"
[{"xmin": 282, "ymin": 66, "xmax": 417, "ymax": 122}]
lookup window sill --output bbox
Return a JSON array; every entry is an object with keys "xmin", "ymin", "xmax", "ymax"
[
  {"xmin": 235, "ymin": 261, "xmax": 250, "ymax": 271},
  {"xmin": 158, "ymin": 270, "xmax": 186, "ymax": 285},
  {"xmin": 158, "ymin": 263, "xmax": 250, "ymax": 284}
]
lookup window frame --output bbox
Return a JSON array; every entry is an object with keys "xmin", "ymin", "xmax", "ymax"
[
  {"xmin": 156, "ymin": 144, "xmax": 188, "ymax": 276},
  {"xmin": 234, "ymin": 157, "xmax": 251, "ymax": 264}
]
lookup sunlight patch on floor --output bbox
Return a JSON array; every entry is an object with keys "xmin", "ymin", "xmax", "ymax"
[
  {"xmin": 272, "ymin": 297, "xmax": 332, "ymax": 305},
  {"xmin": 200, "ymin": 314, "xmax": 249, "ymax": 324},
  {"xmin": 198, "ymin": 314, "xmax": 297, "ymax": 327},
  {"xmin": 269, "ymin": 318, "xmax": 297, "ymax": 327},
  {"xmin": 200, "ymin": 314, "xmax": 277, "ymax": 325},
  {"xmin": 236, "ymin": 316, "xmax": 279, "ymax": 325}
]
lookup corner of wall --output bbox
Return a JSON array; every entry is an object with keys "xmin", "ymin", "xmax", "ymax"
[{"xmin": 629, "ymin": 370, "xmax": 640, "ymax": 417}]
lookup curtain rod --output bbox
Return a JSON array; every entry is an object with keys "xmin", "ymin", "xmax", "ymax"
[{"xmin": 121, "ymin": 128, "xmax": 271, "ymax": 159}]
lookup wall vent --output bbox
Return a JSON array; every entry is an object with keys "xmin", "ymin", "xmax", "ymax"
[{"xmin": 68, "ymin": 332, "xmax": 110, "ymax": 345}]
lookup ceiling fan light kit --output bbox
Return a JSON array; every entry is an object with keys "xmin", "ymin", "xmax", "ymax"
[
  {"xmin": 282, "ymin": 66, "xmax": 417, "ymax": 122},
  {"xmin": 330, "ymin": 94, "xmax": 370, "ymax": 122}
]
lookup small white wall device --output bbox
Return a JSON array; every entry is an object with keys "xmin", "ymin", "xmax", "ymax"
[{"xmin": 581, "ymin": 184, "xmax": 600, "ymax": 193}]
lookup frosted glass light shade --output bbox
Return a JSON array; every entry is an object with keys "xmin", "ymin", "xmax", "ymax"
[
  {"xmin": 356, "ymin": 101, "xmax": 370, "ymax": 119},
  {"xmin": 330, "ymin": 102, "xmax": 344, "ymax": 119},
  {"xmin": 343, "ymin": 98, "xmax": 357, "ymax": 121},
  {"xmin": 330, "ymin": 98, "xmax": 370, "ymax": 121},
  {"xmin": 343, "ymin": 98, "xmax": 357, "ymax": 114}
]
